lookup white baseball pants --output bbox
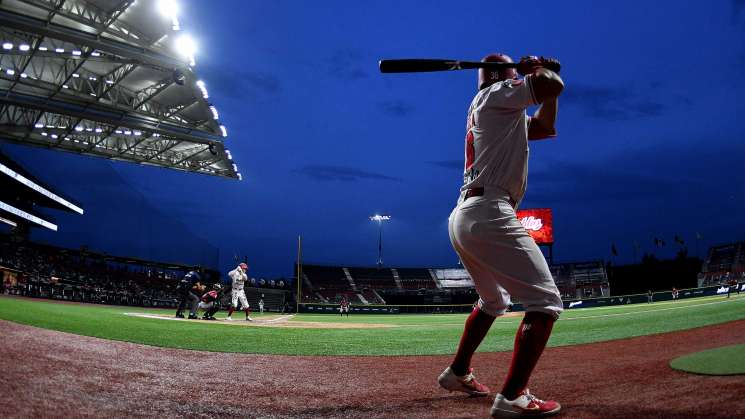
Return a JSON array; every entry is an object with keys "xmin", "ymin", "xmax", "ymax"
[{"xmin": 448, "ymin": 187, "xmax": 563, "ymax": 319}]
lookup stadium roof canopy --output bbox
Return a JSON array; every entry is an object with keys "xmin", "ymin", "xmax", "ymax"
[
  {"xmin": 0, "ymin": 149, "xmax": 82, "ymax": 231},
  {"xmin": 0, "ymin": 0, "xmax": 241, "ymax": 180}
]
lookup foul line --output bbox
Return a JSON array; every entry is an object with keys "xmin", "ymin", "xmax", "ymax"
[{"xmin": 397, "ymin": 296, "xmax": 745, "ymax": 328}]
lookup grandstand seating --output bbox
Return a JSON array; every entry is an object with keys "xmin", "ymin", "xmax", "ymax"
[
  {"xmin": 0, "ymin": 238, "xmax": 291, "ymax": 309},
  {"xmin": 550, "ymin": 261, "xmax": 609, "ymax": 299},
  {"xmin": 699, "ymin": 242, "xmax": 745, "ymax": 286},
  {"xmin": 348, "ymin": 267, "xmax": 396, "ymax": 289},
  {"xmin": 396, "ymin": 268, "xmax": 437, "ymax": 290}
]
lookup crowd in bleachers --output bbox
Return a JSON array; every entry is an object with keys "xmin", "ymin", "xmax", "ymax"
[
  {"xmin": 551, "ymin": 261, "xmax": 609, "ymax": 299},
  {"xmin": 698, "ymin": 241, "xmax": 745, "ymax": 287},
  {"xmin": 0, "ymin": 239, "xmax": 198, "ymax": 307}
]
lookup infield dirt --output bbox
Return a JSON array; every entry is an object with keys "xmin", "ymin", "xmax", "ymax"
[{"xmin": 2, "ymin": 318, "xmax": 744, "ymax": 418}]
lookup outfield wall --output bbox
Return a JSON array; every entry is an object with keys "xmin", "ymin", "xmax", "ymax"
[{"xmin": 299, "ymin": 283, "xmax": 742, "ymax": 314}]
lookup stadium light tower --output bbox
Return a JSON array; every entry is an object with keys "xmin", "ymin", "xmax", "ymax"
[{"xmin": 369, "ymin": 214, "xmax": 391, "ymax": 267}]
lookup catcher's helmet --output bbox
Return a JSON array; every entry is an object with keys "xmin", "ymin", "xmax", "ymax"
[
  {"xmin": 478, "ymin": 53, "xmax": 517, "ymax": 90},
  {"xmin": 213, "ymin": 283, "xmax": 222, "ymax": 291}
]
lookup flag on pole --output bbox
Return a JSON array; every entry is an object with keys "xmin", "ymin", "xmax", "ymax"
[{"xmin": 611, "ymin": 243, "xmax": 618, "ymax": 256}]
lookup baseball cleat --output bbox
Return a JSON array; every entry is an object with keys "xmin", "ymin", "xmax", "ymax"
[
  {"xmin": 490, "ymin": 390, "xmax": 560, "ymax": 418},
  {"xmin": 438, "ymin": 367, "xmax": 490, "ymax": 397},
  {"xmin": 188, "ymin": 314, "xmax": 198, "ymax": 320},
  {"xmin": 246, "ymin": 317, "xmax": 253, "ymax": 322},
  {"xmin": 175, "ymin": 313, "xmax": 185, "ymax": 319},
  {"xmin": 225, "ymin": 316, "xmax": 233, "ymax": 321}
]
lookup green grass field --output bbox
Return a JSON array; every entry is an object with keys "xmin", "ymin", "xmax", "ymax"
[
  {"xmin": 1, "ymin": 294, "xmax": 744, "ymax": 356},
  {"xmin": 670, "ymin": 344, "xmax": 745, "ymax": 375}
]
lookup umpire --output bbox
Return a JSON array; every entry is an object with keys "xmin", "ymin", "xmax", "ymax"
[{"xmin": 175, "ymin": 270, "xmax": 202, "ymax": 319}]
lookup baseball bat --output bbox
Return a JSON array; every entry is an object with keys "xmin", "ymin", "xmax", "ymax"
[{"xmin": 379, "ymin": 59, "xmax": 517, "ymax": 73}]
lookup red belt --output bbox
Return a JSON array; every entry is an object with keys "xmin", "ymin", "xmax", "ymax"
[{"xmin": 464, "ymin": 187, "xmax": 484, "ymax": 200}]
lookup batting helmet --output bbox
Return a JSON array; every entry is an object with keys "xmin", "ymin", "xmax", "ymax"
[
  {"xmin": 478, "ymin": 53, "xmax": 517, "ymax": 91},
  {"xmin": 239, "ymin": 262, "xmax": 248, "ymax": 270}
]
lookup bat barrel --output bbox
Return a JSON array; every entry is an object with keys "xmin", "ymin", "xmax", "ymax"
[{"xmin": 379, "ymin": 59, "xmax": 518, "ymax": 73}]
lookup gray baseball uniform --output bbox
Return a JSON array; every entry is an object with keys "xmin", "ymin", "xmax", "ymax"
[{"xmin": 448, "ymin": 76, "xmax": 563, "ymax": 319}]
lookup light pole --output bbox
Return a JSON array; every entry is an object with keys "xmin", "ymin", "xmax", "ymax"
[{"xmin": 369, "ymin": 214, "xmax": 391, "ymax": 267}]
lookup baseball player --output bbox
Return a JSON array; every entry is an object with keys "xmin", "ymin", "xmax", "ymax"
[
  {"xmin": 226, "ymin": 263, "xmax": 253, "ymax": 321},
  {"xmin": 339, "ymin": 297, "xmax": 350, "ymax": 317},
  {"xmin": 258, "ymin": 296, "xmax": 264, "ymax": 314},
  {"xmin": 198, "ymin": 283, "xmax": 223, "ymax": 320},
  {"xmin": 437, "ymin": 54, "xmax": 564, "ymax": 418}
]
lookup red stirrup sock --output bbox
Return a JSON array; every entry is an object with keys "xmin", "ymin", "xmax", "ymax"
[
  {"xmin": 501, "ymin": 311, "xmax": 556, "ymax": 400},
  {"xmin": 227, "ymin": 307, "xmax": 235, "ymax": 317},
  {"xmin": 450, "ymin": 306, "xmax": 496, "ymax": 376}
]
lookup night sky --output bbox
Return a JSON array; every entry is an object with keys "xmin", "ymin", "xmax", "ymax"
[{"xmin": 4, "ymin": 0, "xmax": 745, "ymax": 278}]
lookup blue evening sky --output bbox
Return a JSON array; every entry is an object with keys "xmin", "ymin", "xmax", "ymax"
[{"xmin": 5, "ymin": 0, "xmax": 745, "ymax": 278}]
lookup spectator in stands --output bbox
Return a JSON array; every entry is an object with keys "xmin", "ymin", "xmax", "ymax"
[{"xmin": 647, "ymin": 290, "xmax": 653, "ymax": 304}]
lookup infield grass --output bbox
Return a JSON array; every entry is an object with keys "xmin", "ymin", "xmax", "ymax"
[
  {"xmin": 670, "ymin": 344, "xmax": 745, "ymax": 375},
  {"xmin": 1, "ymin": 294, "xmax": 744, "ymax": 356}
]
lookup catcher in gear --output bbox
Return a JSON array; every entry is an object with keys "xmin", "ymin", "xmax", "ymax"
[{"xmin": 198, "ymin": 283, "xmax": 223, "ymax": 320}]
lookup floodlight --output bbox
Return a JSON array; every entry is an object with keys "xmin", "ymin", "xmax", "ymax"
[
  {"xmin": 157, "ymin": 0, "xmax": 179, "ymax": 18},
  {"xmin": 34, "ymin": 123, "xmax": 44, "ymax": 128},
  {"xmin": 175, "ymin": 34, "xmax": 196, "ymax": 64},
  {"xmin": 19, "ymin": 44, "xmax": 30, "ymax": 51},
  {"xmin": 2, "ymin": 43, "xmax": 12, "ymax": 50},
  {"xmin": 38, "ymin": 46, "xmax": 48, "ymax": 51},
  {"xmin": 20, "ymin": 73, "xmax": 27, "ymax": 78},
  {"xmin": 72, "ymin": 50, "xmax": 82, "ymax": 56},
  {"xmin": 55, "ymin": 48, "xmax": 64, "ymax": 53},
  {"xmin": 74, "ymin": 126, "xmax": 84, "ymax": 132},
  {"xmin": 196, "ymin": 80, "xmax": 208, "ymax": 98},
  {"xmin": 220, "ymin": 125, "xmax": 227, "ymax": 137},
  {"xmin": 209, "ymin": 105, "xmax": 219, "ymax": 119},
  {"xmin": 237, "ymin": 173, "xmax": 243, "ymax": 181},
  {"xmin": 0, "ymin": 215, "xmax": 17, "ymax": 228},
  {"xmin": 90, "ymin": 51, "xmax": 101, "ymax": 57},
  {"xmin": 6, "ymin": 69, "xmax": 15, "ymax": 75}
]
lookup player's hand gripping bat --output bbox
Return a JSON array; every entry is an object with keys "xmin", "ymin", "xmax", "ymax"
[{"xmin": 378, "ymin": 59, "xmax": 518, "ymax": 73}]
